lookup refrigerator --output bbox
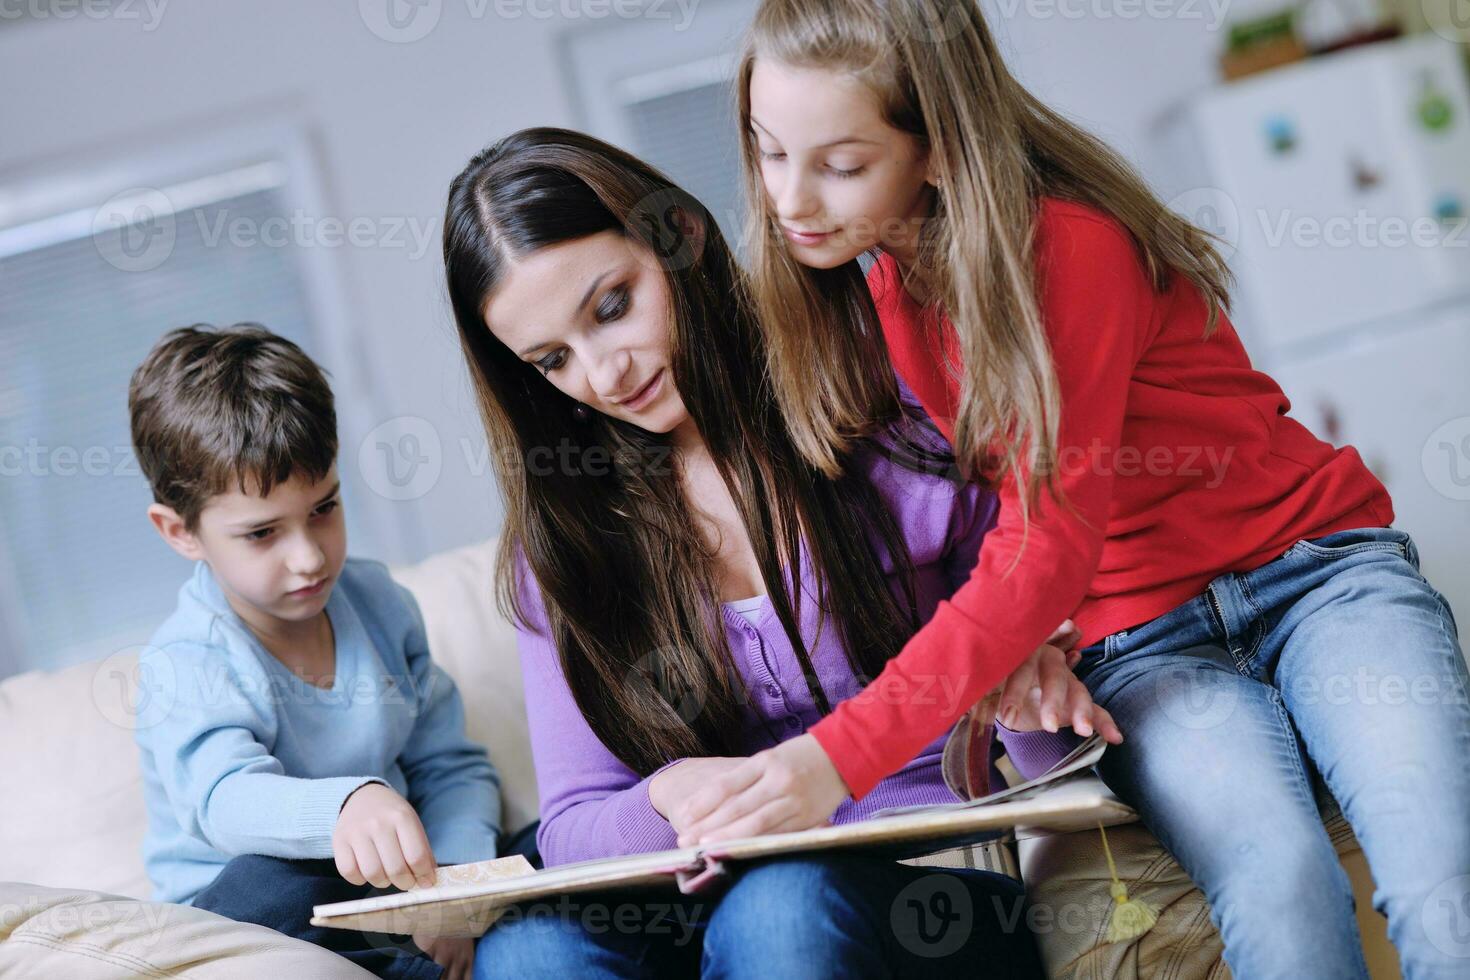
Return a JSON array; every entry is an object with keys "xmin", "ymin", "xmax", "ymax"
[{"xmin": 1151, "ymin": 31, "xmax": 1470, "ymax": 620}]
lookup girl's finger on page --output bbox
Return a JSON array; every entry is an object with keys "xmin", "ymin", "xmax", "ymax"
[
  {"xmin": 1065, "ymin": 690, "xmax": 1095, "ymax": 738},
  {"xmin": 998, "ymin": 657, "xmax": 1038, "ymax": 727},
  {"xmin": 1035, "ymin": 646, "xmax": 1070, "ymax": 731},
  {"xmin": 1060, "ymin": 678, "xmax": 1099, "ymax": 736},
  {"xmin": 1094, "ymin": 704, "xmax": 1125, "ymax": 743}
]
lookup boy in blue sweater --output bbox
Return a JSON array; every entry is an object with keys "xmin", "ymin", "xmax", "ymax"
[{"xmin": 129, "ymin": 323, "xmax": 499, "ymax": 980}]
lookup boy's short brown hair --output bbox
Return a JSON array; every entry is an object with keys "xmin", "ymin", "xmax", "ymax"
[{"xmin": 128, "ymin": 323, "xmax": 337, "ymax": 531}]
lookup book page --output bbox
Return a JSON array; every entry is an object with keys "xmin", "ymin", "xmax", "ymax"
[{"xmin": 311, "ymin": 748, "xmax": 1134, "ymax": 939}]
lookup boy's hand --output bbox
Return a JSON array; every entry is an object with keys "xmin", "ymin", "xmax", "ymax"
[
  {"xmin": 333, "ymin": 783, "xmax": 438, "ymax": 891},
  {"xmin": 413, "ymin": 934, "xmax": 474, "ymax": 980},
  {"xmin": 994, "ymin": 620, "xmax": 1123, "ymax": 743}
]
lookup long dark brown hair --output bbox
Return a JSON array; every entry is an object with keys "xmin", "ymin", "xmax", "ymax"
[{"xmin": 444, "ymin": 127, "xmax": 947, "ymax": 775}]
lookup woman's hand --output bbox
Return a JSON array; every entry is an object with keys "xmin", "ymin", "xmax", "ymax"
[
  {"xmin": 993, "ymin": 620, "xmax": 1123, "ymax": 743},
  {"xmin": 673, "ymin": 734, "xmax": 847, "ymax": 847},
  {"xmin": 412, "ymin": 934, "xmax": 474, "ymax": 980},
  {"xmin": 649, "ymin": 757, "xmax": 746, "ymax": 835}
]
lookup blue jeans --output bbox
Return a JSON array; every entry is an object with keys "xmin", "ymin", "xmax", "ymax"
[
  {"xmin": 1075, "ymin": 526, "xmax": 1470, "ymax": 979},
  {"xmin": 472, "ymin": 851, "xmax": 1043, "ymax": 978},
  {"xmin": 192, "ymin": 854, "xmax": 443, "ymax": 980}
]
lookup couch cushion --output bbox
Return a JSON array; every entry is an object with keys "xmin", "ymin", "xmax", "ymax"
[
  {"xmin": 0, "ymin": 881, "xmax": 374, "ymax": 978},
  {"xmin": 0, "ymin": 652, "xmax": 153, "ymax": 900},
  {"xmin": 389, "ymin": 537, "xmax": 538, "ymax": 836},
  {"xmin": 1017, "ymin": 809, "xmax": 1399, "ymax": 979}
]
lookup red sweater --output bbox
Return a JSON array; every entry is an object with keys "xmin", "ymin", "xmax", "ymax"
[{"xmin": 810, "ymin": 197, "xmax": 1394, "ymax": 800}]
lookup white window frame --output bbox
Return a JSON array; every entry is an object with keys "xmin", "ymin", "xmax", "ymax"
[{"xmin": 0, "ymin": 109, "xmax": 404, "ymax": 674}]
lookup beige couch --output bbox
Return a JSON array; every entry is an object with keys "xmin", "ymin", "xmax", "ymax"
[{"xmin": 0, "ymin": 537, "xmax": 1399, "ymax": 978}]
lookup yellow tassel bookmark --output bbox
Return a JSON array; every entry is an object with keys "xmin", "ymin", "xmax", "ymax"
[{"xmin": 1098, "ymin": 822, "xmax": 1159, "ymax": 943}]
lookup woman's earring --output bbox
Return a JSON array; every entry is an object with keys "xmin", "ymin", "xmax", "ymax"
[{"xmin": 573, "ymin": 403, "xmax": 590, "ymax": 422}]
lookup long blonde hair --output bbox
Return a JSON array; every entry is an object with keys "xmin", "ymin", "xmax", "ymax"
[{"xmin": 737, "ymin": 0, "xmax": 1233, "ymax": 527}]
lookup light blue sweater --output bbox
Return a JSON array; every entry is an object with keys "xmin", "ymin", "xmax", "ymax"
[{"xmin": 134, "ymin": 557, "xmax": 501, "ymax": 905}]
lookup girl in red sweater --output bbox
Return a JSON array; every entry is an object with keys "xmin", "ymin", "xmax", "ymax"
[{"xmin": 677, "ymin": 1, "xmax": 1470, "ymax": 974}]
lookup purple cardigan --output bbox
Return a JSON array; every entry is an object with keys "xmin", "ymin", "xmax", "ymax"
[{"xmin": 515, "ymin": 413, "xmax": 1078, "ymax": 867}]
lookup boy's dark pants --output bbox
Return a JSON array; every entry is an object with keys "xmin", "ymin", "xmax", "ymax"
[{"xmin": 191, "ymin": 822, "xmax": 542, "ymax": 980}]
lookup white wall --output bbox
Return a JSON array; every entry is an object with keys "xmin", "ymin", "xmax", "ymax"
[
  {"xmin": 981, "ymin": 0, "xmax": 1229, "ymax": 179},
  {"xmin": 1, "ymin": 0, "xmax": 589, "ymax": 567},
  {"xmin": 0, "ymin": 0, "xmax": 1234, "ymax": 571}
]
